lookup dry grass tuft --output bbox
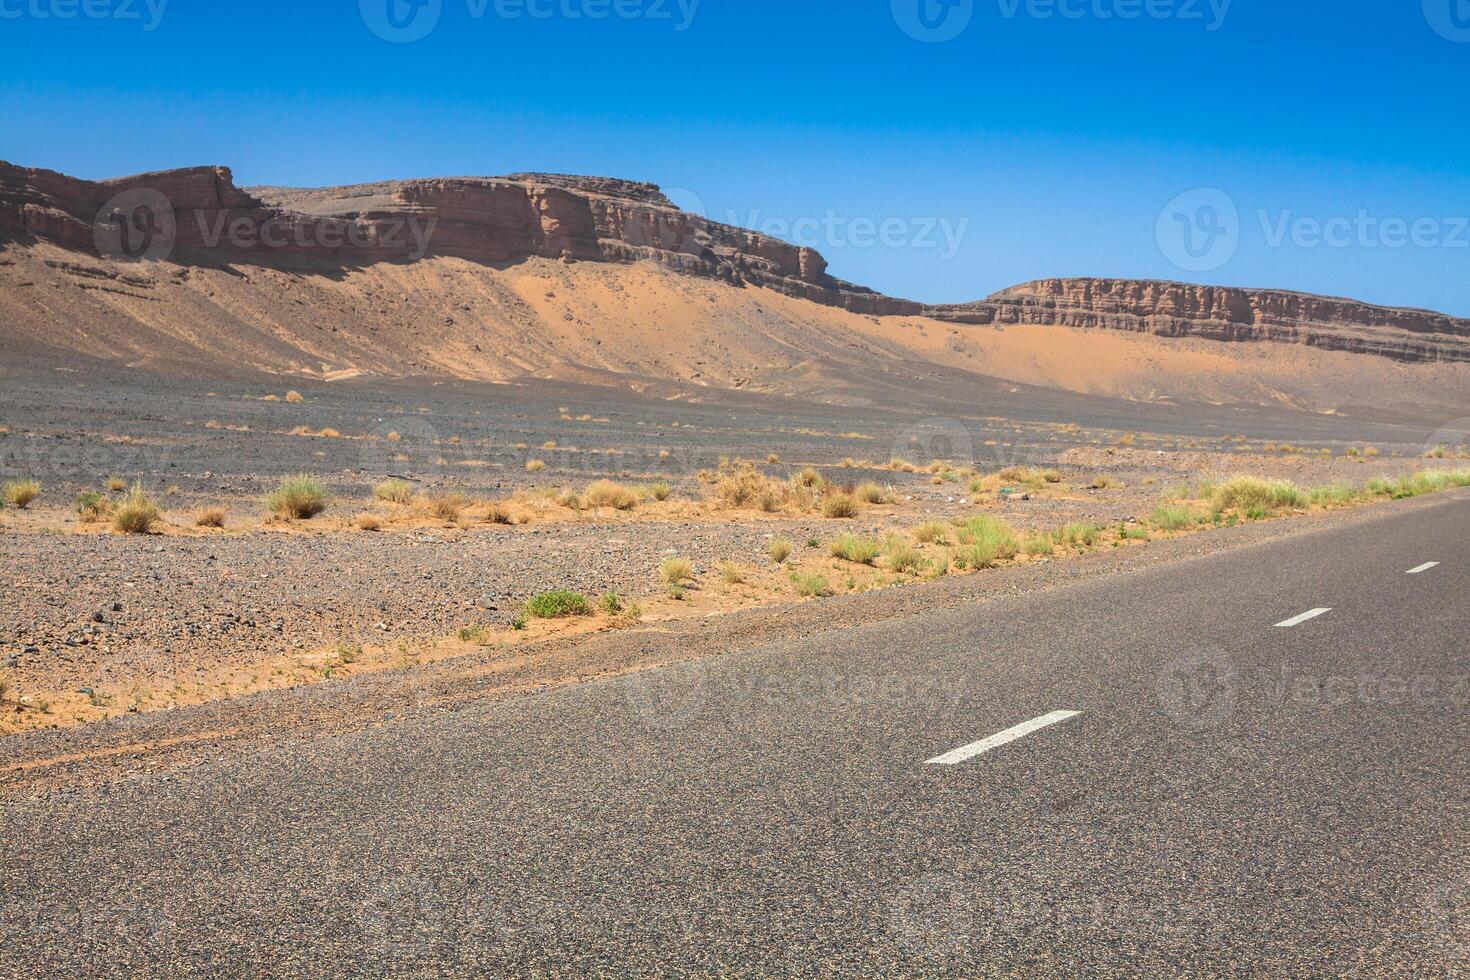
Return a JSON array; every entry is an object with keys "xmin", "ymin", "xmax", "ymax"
[
  {"xmin": 285, "ymin": 390, "xmax": 305, "ymax": 403},
  {"xmin": 912, "ymin": 520, "xmax": 949, "ymax": 544},
  {"xmin": 829, "ymin": 534, "xmax": 881, "ymax": 565},
  {"xmin": 267, "ymin": 474, "xmax": 329, "ymax": 520},
  {"xmin": 1211, "ymin": 476, "xmax": 1305, "ymax": 514},
  {"xmin": 4, "ymin": 479, "xmax": 40, "ymax": 509},
  {"xmin": 719, "ymin": 561, "xmax": 745, "ymax": 585},
  {"xmin": 354, "ymin": 512, "xmax": 384, "ymax": 531},
  {"xmin": 854, "ymin": 481, "xmax": 890, "ymax": 505},
  {"xmin": 821, "ymin": 494, "xmax": 861, "ymax": 519},
  {"xmin": 484, "ymin": 503, "xmax": 514, "ymax": 525},
  {"xmin": 583, "ymin": 480, "xmax": 639, "ymax": 511},
  {"xmin": 426, "ymin": 493, "xmax": 466, "ymax": 523},
  {"xmin": 112, "ymin": 485, "xmax": 161, "ymax": 534},
  {"xmin": 194, "ymin": 507, "xmax": 226, "ymax": 528},
  {"xmin": 74, "ymin": 491, "xmax": 111, "ymax": 523},
  {"xmin": 661, "ymin": 556, "xmax": 694, "ymax": 585},
  {"xmin": 526, "ymin": 459, "xmax": 547, "ymax": 473},
  {"xmin": 374, "ymin": 479, "xmax": 414, "ymax": 504},
  {"xmin": 769, "ymin": 539, "xmax": 793, "ymax": 563},
  {"xmin": 107, "ymin": 476, "xmax": 127, "ymax": 492}
]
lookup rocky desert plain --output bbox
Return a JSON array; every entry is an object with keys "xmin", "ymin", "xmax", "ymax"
[{"xmin": 3, "ymin": 159, "xmax": 1470, "ymax": 791}]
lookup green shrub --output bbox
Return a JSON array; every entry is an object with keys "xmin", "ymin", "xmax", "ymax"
[
  {"xmin": 598, "ymin": 592, "xmax": 623, "ymax": 615},
  {"xmin": 1150, "ymin": 505, "xmax": 1197, "ymax": 531},
  {"xmin": 1307, "ymin": 483, "xmax": 1357, "ymax": 506},
  {"xmin": 1021, "ymin": 533, "xmax": 1054, "ymax": 556},
  {"xmin": 829, "ymin": 534, "xmax": 880, "ymax": 565},
  {"xmin": 954, "ymin": 515, "xmax": 1018, "ymax": 558},
  {"xmin": 885, "ymin": 540, "xmax": 926, "ymax": 574},
  {"xmin": 912, "ymin": 520, "xmax": 949, "ymax": 544},
  {"xmin": 1054, "ymin": 522, "xmax": 1102, "ymax": 549},
  {"xmin": 790, "ymin": 572, "xmax": 831, "ymax": 597},
  {"xmin": 525, "ymin": 590, "xmax": 590, "ymax": 619},
  {"xmin": 267, "ymin": 474, "xmax": 329, "ymax": 520},
  {"xmin": 645, "ymin": 482, "xmax": 672, "ymax": 502},
  {"xmin": 74, "ymin": 491, "xmax": 110, "ymax": 522},
  {"xmin": 1211, "ymin": 476, "xmax": 1304, "ymax": 513}
]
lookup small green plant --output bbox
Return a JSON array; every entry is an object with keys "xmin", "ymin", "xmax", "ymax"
[
  {"xmin": 661, "ymin": 556, "xmax": 694, "ymax": 585},
  {"xmin": 885, "ymin": 540, "xmax": 926, "ymax": 574},
  {"xmin": 790, "ymin": 571, "xmax": 831, "ymax": 597},
  {"xmin": 1054, "ymin": 521, "xmax": 1102, "ymax": 549},
  {"xmin": 267, "ymin": 474, "xmax": 329, "ymax": 520},
  {"xmin": 806, "ymin": 537, "xmax": 821, "ymax": 548},
  {"xmin": 667, "ymin": 583, "xmax": 686, "ymax": 601},
  {"xmin": 912, "ymin": 521, "xmax": 949, "ymax": 544},
  {"xmin": 1150, "ymin": 505, "xmax": 1197, "ymax": 531},
  {"xmin": 111, "ymin": 485, "xmax": 161, "ymax": 534},
  {"xmin": 458, "ymin": 626, "xmax": 487, "ymax": 644},
  {"xmin": 335, "ymin": 641, "xmax": 363, "ymax": 664},
  {"xmin": 1021, "ymin": 533, "xmax": 1054, "ymax": 556},
  {"xmin": 829, "ymin": 534, "xmax": 881, "ymax": 565},
  {"xmin": 1307, "ymin": 483, "xmax": 1357, "ymax": 506},
  {"xmin": 719, "ymin": 561, "xmax": 745, "ymax": 584},
  {"xmin": 74, "ymin": 491, "xmax": 110, "ymax": 522},
  {"xmin": 1120, "ymin": 524, "xmax": 1149, "ymax": 541},
  {"xmin": 4, "ymin": 479, "xmax": 40, "ymax": 509},
  {"xmin": 769, "ymin": 538, "xmax": 793, "ymax": 563},
  {"xmin": 511, "ymin": 614, "xmax": 528, "ymax": 631},
  {"xmin": 525, "ymin": 590, "xmax": 590, "ymax": 619},
  {"xmin": 954, "ymin": 515, "xmax": 1018, "ymax": 560},
  {"xmin": 1211, "ymin": 476, "xmax": 1304, "ymax": 514},
  {"xmin": 597, "ymin": 591, "xmax": 623, "ymax": 615},
  {"xmin": 645, "ymin": 481, "xmax": 672, "ymax": 502},
  {"xmin": 373, "ymin": 479, "xmax": 415, "ymax": 504}
]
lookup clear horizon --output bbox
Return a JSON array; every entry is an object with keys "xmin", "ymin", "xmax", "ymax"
[{"xmin": 3, "ymin": 0, "xmax": 1469, "ymax": 315}]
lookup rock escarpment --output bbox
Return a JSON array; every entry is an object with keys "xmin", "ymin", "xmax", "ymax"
[{"xmin": 3, "ymin": 160, "xmax": 1469, "ymax": 364}]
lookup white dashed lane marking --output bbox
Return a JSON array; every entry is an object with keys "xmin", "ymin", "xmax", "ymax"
[
  {"xmin": 1406, "ymin": 562, "xmax": 1440, "ymax": 575},
  {"xmin": 925, "ymin": 711, "xmax": 1082, "ymax": 766},
  {"xmin": 1275, "ymin": 608, "xmax": 1333, "ymax": 628}
]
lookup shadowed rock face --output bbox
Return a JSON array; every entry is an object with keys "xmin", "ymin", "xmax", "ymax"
[{"xmin": 3, "ymin": 160, "xmax": 1469, "ymax": 363}]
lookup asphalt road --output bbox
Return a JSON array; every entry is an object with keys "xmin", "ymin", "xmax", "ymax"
[{"xmin": 3, "ymin": 495, "xmax": 1468, "ymax": 977}]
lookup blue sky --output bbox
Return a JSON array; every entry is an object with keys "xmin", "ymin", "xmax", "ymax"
[{"xmin": 2, "ymin": 0, "xmax": 1469, "ymax": 314}]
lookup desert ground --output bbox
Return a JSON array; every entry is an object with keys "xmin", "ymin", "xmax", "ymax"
[{"xmin": 2, "ymin": 351, "xmax": 1465, "ymax": 759}]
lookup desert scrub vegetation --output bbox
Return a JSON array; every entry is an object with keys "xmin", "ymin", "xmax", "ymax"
[
  {"xmin": 373, "ymin": 479, "xmax": 414, "ymax": 504},
  {"xmin": 4, "ymin": 479, "xmax": 40, "ymax": 509},
  {"xmin": 829, "ymin": 534, "xmax": 881, "ymax": 565},
  {"xmin": 583, "ymin": 480, "xmax": 639, "ymax": 511},
  {"xmin": 525, "ymin": 459, "xmax": 546, "ymax": 473},
  {"xmin": 719, "ymin": 561, "xmax": 745, "ymax": 585},
  {"xmin": 821, "ymin": 493, "xmax": 861, "ymax": 519},
  {"xmin": 884, "ymin": 539, "xmax": 926, "ymax": 574},
  {"xmin": 194, "ymin": 507, "xmax": 227, "ymax": 528},
  {"xmin": 769, "ymin": 538, "xmax": 793, "ymax": 563},
  {"xmin": 790, "ymin": 571, "xmax": 832, "ymax": 597},
  {"xmin": 354, "ymin": 512, "xmax": 384, "ymax": 531},
  {"xmin": 952, "ymin": 515, "xmax": 1019, "ymax": 569},
  {"xmin": 426, "ymin": 492, "xmax": 467, "ymax": 523},
  {"xmin": 112, "ymin": 485, "xmax": 161, "ymax": 534},
  {"xmin": 74, "ymin": 491, "xmax": 111, "ymax": 523},
  {"xmin": 643, "ymin": 481, "xmax": 672, "ymax": 502},
  {"xmin": 524, "ymin": 590, "xmax": 590, "ymax": 619},
  {"xmin": 854, "ymin": 481, "xmax": 891, "ymax": 505},
  {"xmin": 597, "ymin": 591, "xmax": 623, "ymax": 616},
  {"xmin": 1307, "ymin": 483, "xmax": 1358, "ymax": 506},
  {"xmin": 483, "ymin": 502, "xmax": 513, "ymax": 525},
  {"xmin": 107, "ymin": 476, "xmax": 127, "ymax": 492},
  {"xmin": 912, "ymin": 520, "xmax": 950, "ymax": 544},
  {"xmin": 1053, "ymin": 521, "xmax": 1103, "ymax": 550},
  {"xmin": 1369, "ymin": 468, "xmax": 1470, "ymax": 499},
  {"xmin": 794, "ymin": 467, "xmax": 826, "ymax": 489},
  {"xmin": 1021, "ymin": 533, "xmax": 1054, "ymax": 557},
  {"xmin": 1210, "ymin": 476, "xmax": 1305, "ymax": 514},
  {"xmin": 708, "ymin": 460, "xmax": 799, "ymax": 512},
  {"xmin": 660, "ymin": 556, "xmax": 694, "ymax": 585},
  {"xmin": 267, "ymin": 474, "xmax": 329, "ymax": 520},
  {"xmin": 1150, "ymin": 505, "xmax": 1198, "ymax": 531}
]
